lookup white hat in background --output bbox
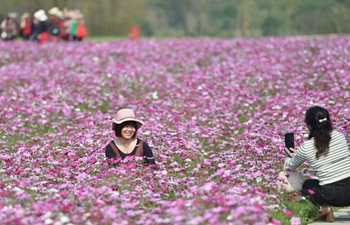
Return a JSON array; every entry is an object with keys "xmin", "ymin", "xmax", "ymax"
[
  {"xmin": 54, "ymin": 10, "xmax": 64, "ymax": 19},
  {"xmin": 34, "ymin": 9, "xmax": 48, "ymax": 21},
  {"xmin": 48, "ymin": 7, "xmax": 60, "ymax": 16}
]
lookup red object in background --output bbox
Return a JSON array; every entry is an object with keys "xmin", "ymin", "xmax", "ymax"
[
  {"xmin": 23, "ymin": 21, "xmax": 32, "ymax": 36},
  {"xmin": 129, "ymin": 26, "xmax": 139, "ymax": 40},
  {"xmin": 76, "ymin": 22, "xmax": 87, "ymax": 38},
  {"xmin": 40, "ymin": 32, "xmax": 49, "ymax": 43}
]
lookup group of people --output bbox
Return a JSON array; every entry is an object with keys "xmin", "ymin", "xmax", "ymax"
[
  {"xmin": 109, "ymin": 106, "xmax": 350, "ymax": 222},
  {"xmin": 1, "ymin": 7, "xmax": 87, "ymax": 42}
]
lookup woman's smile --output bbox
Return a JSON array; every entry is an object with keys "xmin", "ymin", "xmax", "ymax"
[{"xmin": 121, "ymin": 126, "xmax": 136, "ymax": 139}]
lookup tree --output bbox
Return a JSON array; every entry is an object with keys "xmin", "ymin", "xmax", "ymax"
[{"xmin": 235, "ymin": 0, "xmax": 257, "ymax": 37}]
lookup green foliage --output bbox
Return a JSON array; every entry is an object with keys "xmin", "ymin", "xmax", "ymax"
[
  {"xmin": 261, "ymin": 14, "xmax": 282, "ymax": 36},
  {"xmin": 269, "ymin": 198, "xmax": 317, "ymax": 225},
  {"xmin": 271, "ymin": 197, "xmax": 348, "ymax": 225},
  {"xmin": 140, "ymin": 20, "xmax": 154, "ymax": 37},
  {"xmin": 211, "ymin": 3, "xmax": 237, "ymax": 28}
]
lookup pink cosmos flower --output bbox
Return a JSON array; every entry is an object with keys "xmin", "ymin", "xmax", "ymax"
[
  {"xmin": 290, "ymin": 216, "xmax": 301, "ymax": 225},
  {"xmin": 1, "ymin": 36, "xmax": 349, "ymax": 225},
  {"xmin": 308, "ymin": 189, "xmax": 315, "ymax": 195},
  {"xmin": 277, "ymin": 176, "xmax": 286, "ymax": 181},
  {"xmin": 177, "ymin": 199, "xmax": 185, "ymax": 208},
  {"xmin": 284, "ymin": 209, "xmax": 293, "ymax": 217}
]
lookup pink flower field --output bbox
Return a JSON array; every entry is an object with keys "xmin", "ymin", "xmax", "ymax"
[{"xmin": 0, "ymin": 36, "xmax": 349, "ymax": 224}]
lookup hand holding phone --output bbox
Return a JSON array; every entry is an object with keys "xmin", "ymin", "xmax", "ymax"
[
  {"xmin": 284, "ymin": 147, "xmax": 294, "ymax": 158},
  {"xmin": 284, "ymin": 132, "xmax": 294, "ymax": 158}
]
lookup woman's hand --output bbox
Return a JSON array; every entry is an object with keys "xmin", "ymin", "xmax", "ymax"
[{"xmin": 289, "ymin": 147, "xmax": 298, "ymax": 157}]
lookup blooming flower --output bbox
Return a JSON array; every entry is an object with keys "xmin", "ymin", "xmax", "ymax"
[
  {"xmin": 1, "ymin": 36, "xmax": 349, "ymax": 225},
  {"xmin": 290, "ymin": 216, "xmax": 301, "ymax": 225},
  {"xmin": 284, "ymin": 209, "xmax": 293, "ymax": 217},
  {"xmin": 308, "ymin": 189, "xmax": 315, "ymax": 195}
]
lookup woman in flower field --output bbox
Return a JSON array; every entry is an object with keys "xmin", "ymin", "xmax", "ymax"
[
  {"xmin": 105, "ymin": 108, "xmax": 156, "ymax": 166},
  {"xmin": 285, "ymin": 106, "xmax": 350, "ymax": 222}
]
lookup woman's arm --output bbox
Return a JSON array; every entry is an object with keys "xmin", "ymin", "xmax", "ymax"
[
  {"xmin": 1, "ymin": 20, "xmax": 6, "ymax": 29},
  {"xmin": 285, "ymin": 146, "xmax": 307, "ymax": 170}
]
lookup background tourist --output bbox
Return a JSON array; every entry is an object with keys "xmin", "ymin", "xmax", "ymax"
[
  {"xmin": 1, "ymin": 14, "xmax": 17, "ymax": 41},
  {"xmin": 30, "ymin": 9, "xmax": 47, "ymax": 42},
  {"xmin": 19, "ymin": 12, "xmax": 31, "ymax": 40}
]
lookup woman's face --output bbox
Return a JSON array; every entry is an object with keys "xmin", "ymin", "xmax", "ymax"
[{"xmin": 120, "ymin": 125, "xmax": 136, "ymax": 140}]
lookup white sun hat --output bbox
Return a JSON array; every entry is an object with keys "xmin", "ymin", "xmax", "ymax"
[
  {"xmin": 34, "ymin": 9, "xmax": 48, "ymax": 21},
  {"xmin": 48, "ymin": 7, "xmax": 60, "ymax": 16}
]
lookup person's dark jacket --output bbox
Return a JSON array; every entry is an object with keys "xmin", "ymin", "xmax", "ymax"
[{"xmin": 30, "ymin": 21, "xmax": 46, "ymax": 41}]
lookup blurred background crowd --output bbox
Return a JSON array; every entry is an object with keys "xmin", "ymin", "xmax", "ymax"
[
  {"xmin": 1, "ymin": 0, "xmax": 350, "ymax": 39},
  {"xmin": 1, "ymin": 7, "xmax": 86, "ymax": 42}
]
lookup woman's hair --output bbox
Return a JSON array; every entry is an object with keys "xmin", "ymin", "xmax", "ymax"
[
  {"xmin": 112, "ymin": 121, "xmax": 137, "ymax": 139},
  {"xmin": 304, "ymin": 106, "xmax": 333, "ymax": 158}
]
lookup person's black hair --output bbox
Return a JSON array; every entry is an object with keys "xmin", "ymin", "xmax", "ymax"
[
  {"xmin": 112, "ymin": 121, "xmax": 137, "ymax": 139},
  {"xmin": 304, "ymin": 106, "xmax": 333, "ymax": 158}
]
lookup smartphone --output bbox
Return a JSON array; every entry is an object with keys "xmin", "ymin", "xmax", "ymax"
[
  {"xmin": 284, "ymin": 132, "xmax": 294, "ymax": 148},
  {"xmin": 284, "ymin": 132, "xmax": 294, "ymax": 157}
]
